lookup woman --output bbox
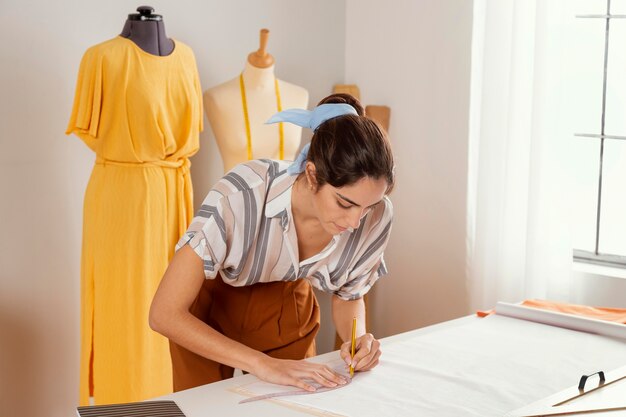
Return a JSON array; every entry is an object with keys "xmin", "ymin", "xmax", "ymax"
[{"xmin": 150, "ymin": 93, "xmax": 395, "ymax": 392}]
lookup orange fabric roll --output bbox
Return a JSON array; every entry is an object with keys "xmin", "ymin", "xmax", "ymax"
[{"xmin": 477, "ymin": 299, "xmax": 626, "ymax": 324}]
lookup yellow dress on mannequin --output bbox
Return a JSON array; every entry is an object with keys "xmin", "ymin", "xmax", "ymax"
[{"xmin": 66, "ymin": 36, "xmax": 203, "ymax": 405}]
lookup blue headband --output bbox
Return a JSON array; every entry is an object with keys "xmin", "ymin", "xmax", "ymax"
[
  {"xmin": 266, "ymin": 103, "xmax": 358, "ymax": 174},
  {"xmin": 266, "ymin": 103, "xmax": 358, "ymax": 131}
]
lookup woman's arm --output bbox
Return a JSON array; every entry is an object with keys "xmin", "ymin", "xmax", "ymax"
[
  {"xmin": 332, "ymin": 295, "xmax": 381, "ymax": 372},
  {"xmin": 149, "ymin": 245, "xmax": 347, "ymax": 390}
]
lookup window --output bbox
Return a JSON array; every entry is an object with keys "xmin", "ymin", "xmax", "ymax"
[{"xmin": 573, "ymin": 0, "xmax": 626, "ymax": 267}]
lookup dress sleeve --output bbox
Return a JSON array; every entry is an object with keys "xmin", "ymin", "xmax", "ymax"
[
  {"xmin": 333, "ymin": 199, "xmax": 394, "ymax": 301},
  {"xmin": 175, "ymin": 189, "xmax": 231, "ymax": 279},
  {"xmin": 65, "ymin": 47, "xmax": 103, "ymax": 150}
]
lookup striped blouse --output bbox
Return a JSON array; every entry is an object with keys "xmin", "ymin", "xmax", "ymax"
[{"xmin": 176, "ymin": 159, "xmax": 393, "ymax": 301}]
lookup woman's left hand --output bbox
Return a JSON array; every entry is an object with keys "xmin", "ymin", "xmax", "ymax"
[{"xmin": 339, "ymin": 333, "xmax": 381, "ymax": 373}]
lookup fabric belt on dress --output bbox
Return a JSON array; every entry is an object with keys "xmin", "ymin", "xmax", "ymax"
[{"xmin": 95, "ymin": 156, "xmax": 193, "ymax": 236}]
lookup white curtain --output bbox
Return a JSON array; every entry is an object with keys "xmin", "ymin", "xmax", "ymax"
[{"xmin": 467, "ymin": 0, "xmax": 577, "ymax": 311}]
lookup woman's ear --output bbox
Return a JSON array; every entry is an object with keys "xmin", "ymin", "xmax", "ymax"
[{"xmin": 305, "ymin": 162, "xmax": 318, "ymax": 191}]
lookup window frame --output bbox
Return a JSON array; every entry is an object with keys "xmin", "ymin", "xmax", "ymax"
[{"xmin": 573, "ymin": 1, "xmax": 626, "ymax": 268}]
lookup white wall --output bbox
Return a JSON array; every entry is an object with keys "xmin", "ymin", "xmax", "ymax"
[
  {"xmin": 345, "ymin": 0, "xmax": 474, "ymax": 337},
  {"xmin": 0, "ymin": 2, "xmax": 345, "ymax": 416}
]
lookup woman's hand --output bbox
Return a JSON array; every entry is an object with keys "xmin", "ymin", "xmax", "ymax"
[
  {"xmin": 339, "ymin": 333, "xmax": 381, "ymax": 373},
  {"xmin": 252, "ymin": 356, "xmax": 349, "ymax": 392}
]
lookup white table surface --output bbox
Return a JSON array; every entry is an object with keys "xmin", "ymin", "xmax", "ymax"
[
  {"xmin": 156, "ymin": 316, "xmax": 476, "ymax": 417},
  {"xmin": 155, "ymin": 314, "xmax": 626, "ymax": 417}
]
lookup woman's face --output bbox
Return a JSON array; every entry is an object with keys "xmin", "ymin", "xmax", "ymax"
[{"xmin": 310, "ymin": 175, "xmax": 388, "ymax": 235}]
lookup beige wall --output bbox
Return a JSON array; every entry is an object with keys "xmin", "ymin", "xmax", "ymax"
[
  {"xmin": 345, "ymin": 0, "xmax": 474, "ymax": 337},
  {"xmin": 0, "ymin": 2, "xmax": 345, "ymax": 416}
]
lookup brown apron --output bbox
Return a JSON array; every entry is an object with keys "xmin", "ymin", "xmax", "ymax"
[{"xmin": 169, "ymin": 274, "xmax": 320, "ymax": 391}]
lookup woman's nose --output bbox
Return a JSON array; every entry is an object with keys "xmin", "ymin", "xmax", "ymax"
[{"xmin": 347, "ymin": 208, "xmax": 364, "ymax": 229}]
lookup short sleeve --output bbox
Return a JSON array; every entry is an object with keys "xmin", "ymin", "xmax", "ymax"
[
  {"xmin": 175, "ymin": 190, "xmax": 230, "ymax": 279},
  {"xmin": 334, "ymin": 257, "xmax": 389, "ymax": 301},
  {"xmin": 333, "ymin": 198, "xmax": 393, "ymax": 301},
  {"xmin": 65, "ymin": 47, "xmax": 103, "ymax": 150}
]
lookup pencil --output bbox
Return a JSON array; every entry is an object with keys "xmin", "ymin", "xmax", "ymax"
[{"xmin": 350, "ymin": 316, "xmax": 356, "ymax": 377}]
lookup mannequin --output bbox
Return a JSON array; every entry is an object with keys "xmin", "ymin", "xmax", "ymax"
[
  {"xmin": 66, "ymin": 6, "xmax": 203, "ymax": 405},
  {"xmin": 204, "ymin": 29, "xmax": 308, "ymax": 172},
  {"xmin": 120, "ymin": 6, "xmax": 174, "ymax": 56}
]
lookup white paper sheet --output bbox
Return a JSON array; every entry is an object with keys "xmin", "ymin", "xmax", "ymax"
[{"xmin": 235, "ymin": 315, "xmax": 626, "ymax": 417}]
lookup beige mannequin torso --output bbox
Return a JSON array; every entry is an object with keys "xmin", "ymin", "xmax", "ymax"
[{"xmin": 204, "ymin": 62, "xmax": 309, "ymax": 172}]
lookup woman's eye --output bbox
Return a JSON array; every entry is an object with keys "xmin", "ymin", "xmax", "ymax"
[{"xmin": 337, "ymin": 201, "xmax": 352, "ymax": 209}]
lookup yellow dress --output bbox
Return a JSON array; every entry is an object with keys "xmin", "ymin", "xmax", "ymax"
[{"xmin": 66, "ymin": 36, "xmax": 203, "ymax": 405}]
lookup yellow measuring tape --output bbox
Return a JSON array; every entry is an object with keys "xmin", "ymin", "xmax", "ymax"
[{"xmin": 239, "ymin": 73, "xmax": 284, "ymax": 160}]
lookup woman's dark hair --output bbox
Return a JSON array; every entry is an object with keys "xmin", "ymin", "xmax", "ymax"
[{"xmin": 308, "ymin": 93, "xmax": 395, "ymax": 193}]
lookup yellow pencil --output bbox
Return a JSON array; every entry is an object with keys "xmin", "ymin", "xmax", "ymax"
[{"xmin": 349, "ymin": 316, "xmax": 356, "ymax": 377}]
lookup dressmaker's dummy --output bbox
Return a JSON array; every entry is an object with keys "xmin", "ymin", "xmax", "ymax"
[
  {"xmin": 204, "ymin": 29, "xmax": 308, "ymax": 172},
  {"xmin": 66, "ymin": 5, "xmax": 203, "ymax": 405},
  {"xmin": 120, "ymin": 6, "xmax": 174, "ymax": 56}
]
